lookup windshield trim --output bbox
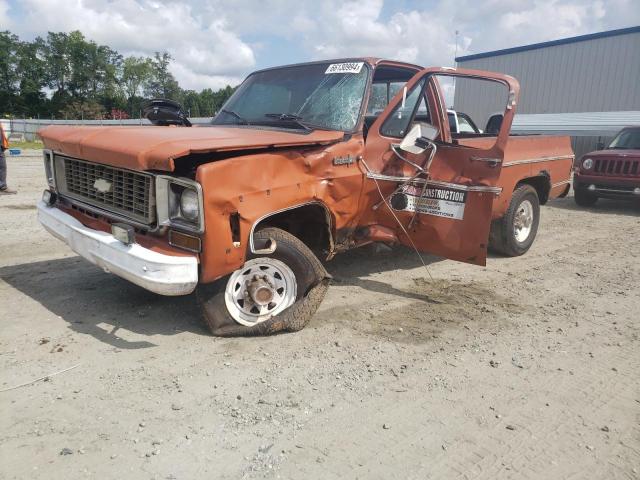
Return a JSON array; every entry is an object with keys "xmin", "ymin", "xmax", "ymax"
[
  {"xmin": 213, "ymin": 61, "xmax": 373, "ymax": 135},
  {"xmin": 208, "ymin": 123, "xmax": 319, "ymax": 135}
]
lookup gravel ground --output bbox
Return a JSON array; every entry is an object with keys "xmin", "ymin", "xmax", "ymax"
[{"xmin": 1, "ymin": 153, "xmax": 639, "ymax": 479}]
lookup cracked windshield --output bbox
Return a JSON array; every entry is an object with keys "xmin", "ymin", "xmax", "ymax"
[{"xmin": 212, "ymin": 62, "xmax": 369, "ymax": 132}]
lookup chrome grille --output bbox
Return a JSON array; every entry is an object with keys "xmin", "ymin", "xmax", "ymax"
[
  {"xmin": 594, "ymin": 158, "xmax": 639, "ymax": 176},
  {"xmin": 55, "ymin": 155, "xmax": 155, "ymax": 224}
]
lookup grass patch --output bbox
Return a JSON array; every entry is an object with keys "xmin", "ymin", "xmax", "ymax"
[{"xmin": 6, "ymin": 140, "xmax": 44, "ymax": 150}]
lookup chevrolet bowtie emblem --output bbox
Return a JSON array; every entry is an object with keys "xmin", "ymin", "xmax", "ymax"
[{"xmin": 93, "ymin": 178, "xmax": 112, "ymax": 193}]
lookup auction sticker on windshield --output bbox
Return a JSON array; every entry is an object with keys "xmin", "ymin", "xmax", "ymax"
[
  {"xmin": 325, "ymin": 62, "xmax": 364, "ymax": 74},
  {"xmin": 392, "ymin": 184, "xmax": 467, "ymax": 220}
]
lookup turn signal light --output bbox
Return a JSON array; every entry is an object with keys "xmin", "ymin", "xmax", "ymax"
[
  {"xmin": 169, "ymin": 230, "xmax": 201, "ymax": 253},
  {"xmin": 42, "ymin": 189, "xmax": 56, "ymax": 206},
  {"xmin": 112, "ymin": 223, "xmax": 135, "ymax": 245}
]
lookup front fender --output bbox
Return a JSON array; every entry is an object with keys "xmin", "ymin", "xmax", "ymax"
[{"xmin": 196, "ymin": 152, "xmax": 334, "ymax": 283}]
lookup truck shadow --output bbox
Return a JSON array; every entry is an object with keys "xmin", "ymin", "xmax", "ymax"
[
  {"xmin": 548, "ymin": 195, "xmax": 640, "ymax": 216},
  {"xmin": 0, "ymin": 257, "xmax": 206, "ymax": 349},
  {"xmin": 324, "ymin": 244, "xmax": 445, "ymax": 303},
  {"xmin": 0, "ymin": 245, "xmax": 445, "ymax": 347},
  {"xmin": 315, "ymin": 277, "xmax": 522, "ymax": 344}
]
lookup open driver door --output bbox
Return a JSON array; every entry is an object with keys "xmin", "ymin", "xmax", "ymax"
[{"xmin": 361, "ymin": 68, "xmax": 519, "ymax": 266}]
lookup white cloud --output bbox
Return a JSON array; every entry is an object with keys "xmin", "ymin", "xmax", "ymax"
[
  {"xmin": 0, "ymin": 0, "xmax": 10, "ymax": 29},
  {"xmin": 169, "ymin": 62, "xmax": 244, "ymax": 91},
  {"xmin": 497, "ymin": 1, "xmax": 607, "ymax": 44},
  {"xmin": 444, "ymin": 0, "xmax": 637, "ymax": 58},
  {"xmin": 278, "ymin": 0, "xmax": 639, "ymax": 68},
  {"xmin": 273, "ymin": 0, "xmax": 460, "ymax": 67},
  {"xmin": 3, "ymin": 0, "xmax": 639, "ymax": 90},
  {"xmin": 12, "ymin": 0, "xmax": 255, "ymax": 90}
]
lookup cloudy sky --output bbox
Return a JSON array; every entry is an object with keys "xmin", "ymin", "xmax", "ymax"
[{"xmin": 1, "ymin": 0, "xmax": 638, "ymax": 91}]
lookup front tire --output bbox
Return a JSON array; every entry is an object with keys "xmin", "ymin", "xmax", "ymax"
[
  {"xmin": 489, "ymin": 184, "xmax": 540, "ymax": 257},
  {"xmin": 574, "ymin": 186, "xmax": 598, "ymax": 207},
  {"xmin": 197, "ymin": 227, "xmax": 330, "ymax": 336}
]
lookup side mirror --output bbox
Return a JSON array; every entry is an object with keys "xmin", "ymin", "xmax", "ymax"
[
  {"xmin": 399, "ymin": 123, "xmax": 439, "ymax": 154},
  {"xmin": 596, "ymin": 141, "xmax": 605, "ymax": 150}
]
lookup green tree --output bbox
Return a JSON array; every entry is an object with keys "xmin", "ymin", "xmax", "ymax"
[
  {"xmin": 145, "ymin": 52, "xmax": 181, "ymax": 100},
  {"xmin": 1, "ymin": 30, "xmax": 240, "ymax": 119},
  {"xmin": 60, "ymin": 99, "xmax": 106, "ymax": 120},
  {"xmin": 16, "ymin": 36, "xmax": 48, "ymax": 116},
  {"xmin": 0, "ymin": 31, "xmax": 20, "ymax": 115},
  {"xmin": 197, "ymin": 85, "xmax": 235, "ymax": 117},
  {"xmin": 44, "ymin": 32, "xmax": 70, "ymax": 96},
  {"xmin": 121, "ymin": 56, "xmax": 152, "ymax": 116},
  {"xmin": 122, "ymin": 56, "xmax": 152, "ymax": 100},
  {"xmin": 181, "ymin": 89, "xmax": 201, "ymax": 117}
]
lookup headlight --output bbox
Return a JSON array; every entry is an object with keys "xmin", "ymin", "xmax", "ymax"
[
  {"xmin": 155, "ymin": 176, "xmax": 204, "ymax": 233},
  {"xmin": 180, "ymin": 188, "xmax": 199, "ymax": 221},
  {"xmin": 582, "ymin": 158, "xmax": 594, "ymax": 170}
]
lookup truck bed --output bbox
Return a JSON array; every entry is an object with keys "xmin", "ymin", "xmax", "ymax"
[{"xmin": 457, "ymin": 135, "xmax": 574, "ymax": 218}]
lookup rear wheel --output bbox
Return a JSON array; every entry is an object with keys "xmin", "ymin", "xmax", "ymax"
[
  {"xmin": 197, "ymin": 227, "xmax": 330, "ymax": 336},
  {"xmin": 489, "ymin": 184, "xmax": 540, "ymax": 257},
  {"xmin": 574, "ymin": 186, "xmax": 598, "ymax": 207}
]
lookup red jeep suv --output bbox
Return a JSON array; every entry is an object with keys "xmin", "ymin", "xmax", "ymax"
[{"xmin": 574, "ymin": 126, "xmax": 640, "ymax": 206}]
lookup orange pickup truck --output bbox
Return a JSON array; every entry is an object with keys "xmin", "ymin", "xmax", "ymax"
[{"xmin": 38, "ymin": 58, "xmax": 573, "ymax": 336}]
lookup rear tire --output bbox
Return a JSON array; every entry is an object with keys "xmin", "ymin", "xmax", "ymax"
[
  {"xmin": 574, "ymin": 186, "xmax": 598, "ymax": 207},
  {"xmin": 197, "ymin": 227, "xmax": 330, "ymax": 336},
  {"xmin": 489, "ymin": 184, "xmax": 540, "ymax": 257}
]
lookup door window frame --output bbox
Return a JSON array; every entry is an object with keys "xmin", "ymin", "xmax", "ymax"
[{"xmin": 370, "ymin": 68, "xmax": 518, "ymax": 154}]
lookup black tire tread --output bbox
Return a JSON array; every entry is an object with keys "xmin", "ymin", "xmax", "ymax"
[
  {"xmin": 574, "ymin": 186, "xmax": 598, "ymax": 207},
  {"xmin": 198, "ymin": 227, "xmax": 330, "ymax": 336},
  {"xmin": 489, "ymin": 184, "xmax": 540, "ymax": 257}
]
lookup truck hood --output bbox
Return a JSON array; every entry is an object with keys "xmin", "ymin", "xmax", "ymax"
[
  {"xmin": 585, "ymin": 148, "xmax": 640, "ymax": 159},
  {"xmin": 38, "ymin": 125, "xmax": 345, "ymax": 171}
]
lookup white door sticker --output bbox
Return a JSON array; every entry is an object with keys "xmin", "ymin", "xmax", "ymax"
[
  {"xmin": 391, "ymin": 184, "xmax": 467, "ymax": 220},
  {"xmin": 325, "ymin": 62, "xmax": 364, "ymax": 74}
]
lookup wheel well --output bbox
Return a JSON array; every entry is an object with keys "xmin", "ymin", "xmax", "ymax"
[
  {"xmin": 252, "ymin": 204, "xmax": 333, "ymax": 258},
  {"xmin": 516, "ymin": 173, "xmax": 551, "ymax": 204}
]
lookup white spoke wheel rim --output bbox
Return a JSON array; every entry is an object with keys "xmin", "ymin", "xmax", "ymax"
[
  {"xmin": 513, "ymin": 199, "xmax": 534, "ymax": 243},
  {"xmin": 224, "ymin": 258, "xmax": 297, "ymax": 327}
]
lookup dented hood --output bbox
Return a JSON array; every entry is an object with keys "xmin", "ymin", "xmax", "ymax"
[{"xmin": 38, "ymin": 125, "xmax": 345, "ymax": 171}]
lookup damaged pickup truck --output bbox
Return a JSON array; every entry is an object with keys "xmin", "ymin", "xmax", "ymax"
[{"xmin": 38, "ymin": 58, "xmax": 573, "ymax": 336}]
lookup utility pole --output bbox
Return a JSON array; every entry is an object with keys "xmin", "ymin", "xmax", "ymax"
[
  {"xmin": 454, "ymin": 30, "xmax": 459, "ymax": 66},
  {"xmin": 452, "ymin": 30, "xmax": 460, "ymax": 109}
]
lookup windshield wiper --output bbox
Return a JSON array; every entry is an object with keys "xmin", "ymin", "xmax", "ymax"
[
  {"xmin": 263, "ymin": 113, "xmax": 312, "ymax": 131},
  {"xmin": 262, "ymin": 113, "xmax": 337, "ymax": 132},
  {"xmin": 265, "ymin": 113, "xmax": 304, "ymax": 121},
  {"xmin": 220, "ymin": 109, "xmax": 249, "ymax": 125}
]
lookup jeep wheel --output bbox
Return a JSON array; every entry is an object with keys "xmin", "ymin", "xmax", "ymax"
[
  {"xmin": 197, "ymin": 227, "xmax": 330, "ymax": 336},
  {"xmin": 489, "ymin": 184, "xmax": 540, "ymax": 257},
  {"xmin": 574, "ymin": 187, "xmax": 598, "ymax": 207}
]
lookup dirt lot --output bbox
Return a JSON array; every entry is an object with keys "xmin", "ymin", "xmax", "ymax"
[{"xmin": 1, "ymin": 153, "xmax": 639, "ymax": 479}]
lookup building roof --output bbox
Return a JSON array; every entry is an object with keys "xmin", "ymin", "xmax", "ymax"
[
  {"xmin": 456, "ymin": 25, "xmax": 640, "ymax": 62},
  {"xmin": 510, "ymin": 111, "xmax": 640, "ymax": 136}
]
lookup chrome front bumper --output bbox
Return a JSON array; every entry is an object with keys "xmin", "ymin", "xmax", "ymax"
[{"xmin": 37, "ymin": 201, "xmax": 198, "ymax": 296}]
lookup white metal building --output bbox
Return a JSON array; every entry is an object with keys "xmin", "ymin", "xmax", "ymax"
[{"xmin": 454, "ymin": 26, "xmax": 640, "ymax": 158}]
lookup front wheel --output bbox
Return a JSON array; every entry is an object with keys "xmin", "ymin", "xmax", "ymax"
[
  {"xmin": 489, "ymin": 184, "xmax": 540, "ymax": 257},
  {"xmin": 574, "ymin": 186, "xmax": 598, "ymax": 207},
  {"xmin": 197, "ymin": 227, "xmax": 330, "ymax": 336}
]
